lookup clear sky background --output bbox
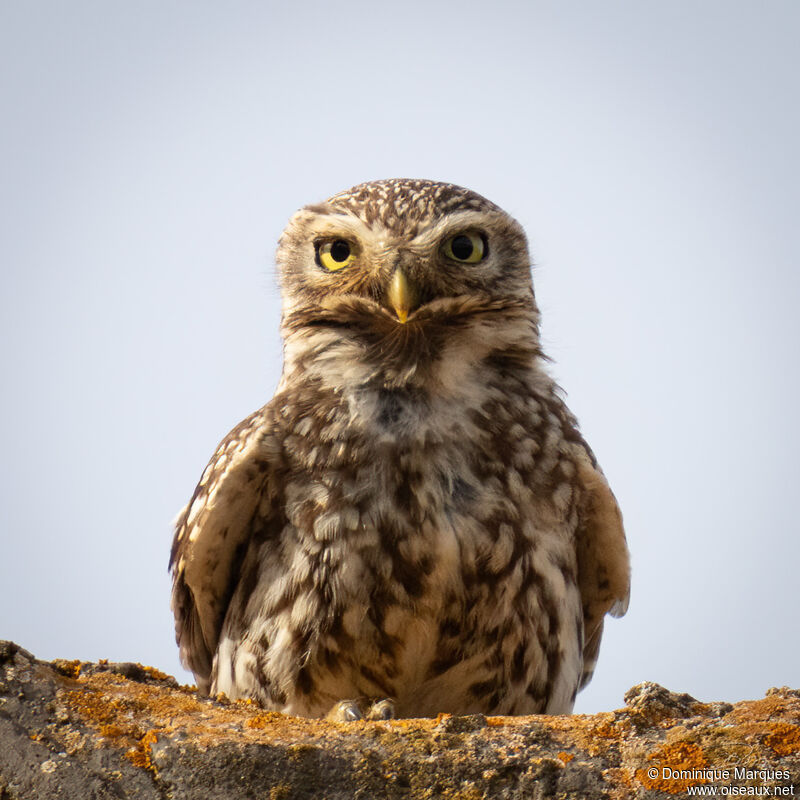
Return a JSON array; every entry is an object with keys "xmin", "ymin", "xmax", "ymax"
[{"xmin": 1, "ymin": 2, "xmax": 798, "ymax": 715}]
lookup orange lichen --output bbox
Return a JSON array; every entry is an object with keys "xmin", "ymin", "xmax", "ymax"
[
  {"xmin": 735, "ymin": 695, "xmax": 789, "ymax": 717},
  {"xmin": 237, "ymin": 697, "xmax": 258, "ymax": 706},
  {"xmin": 717, "ymin": 693, "xmax": 800, "ymax": 758},
  {"xmin": 60, "ymin": 672, "xmax": 202, "ymax": 774},
  {"xmin": 245, "ymin": 712, "xmax": 284, "ymax": 730},
  {"xmin": 63, "ymin": 687, "xmax": 130, "ymax": 730},
  {"xmin": 59, "ymin": 667, "xmax": 323, "ymax": 763},
  {"xmin": 441, "ymin": 709, "xmax": 622, "ymax": 771},
  {"xmin": 763, "ymin": 722, "xmax": 800, "ymax": 757},
  {"xmin": 125, "ymin": 730, "xmax": 159, "ymax": 770},
  {"xmin": 654, "ymin": 741, "xmax": 708, "ymax": 769},
  {"xmin": 139, "ymin": 664, "xmax": 171, "ymax": 682},
  {"xmin": 637, "ymin": 741, "xmax": 709, "ymax": 795},
  {"xmin": 53, "ymin": 659, "xmax": 82, "ymax": 678},
  {"xmin": 99, "ymin": 724, "xmax": 126, "ymax": 739},
  {"xmin": 47, "ymin": 661, "xmax": 800, "ymax": 794},
  {"xmin": 544, "ymin": 711, "xmax": 629, "ymax": 757},
  {"xmin": 590, "ymin": 719, "xmax": 620, "ymax": 739}
]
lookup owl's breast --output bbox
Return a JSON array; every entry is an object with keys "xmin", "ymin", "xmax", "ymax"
[{"xmin": 267, "ymin": 376, "xmax": 582, "ymax": 716}]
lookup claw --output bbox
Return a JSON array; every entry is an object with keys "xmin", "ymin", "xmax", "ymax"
[
  {"xmin": 367, "ymin": 698, "xmax": 396, "ymax": 720},
  {"xmin": 327, "ymin": 699, "xmax": 363, "ymax": 722}
]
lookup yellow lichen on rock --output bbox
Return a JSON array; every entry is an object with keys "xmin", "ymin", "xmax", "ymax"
[
  {"xmin": 2, "ymin": 641, "xmax": 799, "ymax": 800},
  {"xmin": 638, "ymin": 741, "xmax": 709, "ymax": 794}
]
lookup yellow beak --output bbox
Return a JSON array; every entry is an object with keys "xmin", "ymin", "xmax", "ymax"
[{"xmin": 386, "ymin": 268, "xmax": 418, "ymax": 324}]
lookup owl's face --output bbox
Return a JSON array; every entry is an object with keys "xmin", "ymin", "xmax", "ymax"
[{"xmin": 276, "ymin": 179, "xmax": 540, "ymax": 388}]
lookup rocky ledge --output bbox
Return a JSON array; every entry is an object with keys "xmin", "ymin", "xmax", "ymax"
[{"xmin": 0, "ymin": 640, "xmax": 798, "ymax": 799}]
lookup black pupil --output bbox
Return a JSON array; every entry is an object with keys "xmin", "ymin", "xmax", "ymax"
[
  {"xmin": 330, "ymin": 240, "xmax": 350, "ymax": 262},
  {"xmin": 451, "ymin": 235, "xmax": 474, "ymax": 260}
]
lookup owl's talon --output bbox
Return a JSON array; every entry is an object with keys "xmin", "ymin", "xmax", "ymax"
[
  {"xmin": 366, "ymin": 698, "xmax": 395, "ymax": 720},
  {"xmin": 327, "ymin": 699, "xmax": 363, "ymax": 722}
]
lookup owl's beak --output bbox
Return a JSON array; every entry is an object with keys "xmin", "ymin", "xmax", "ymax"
[{"xmin": 386, "ymin": 268, "xmax": 418, "ymax": 324}]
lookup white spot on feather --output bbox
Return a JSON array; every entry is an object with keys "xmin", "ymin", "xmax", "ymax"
[{"xmin": 186, "ymin": 497, "xmax": 205, "ymax": 526}]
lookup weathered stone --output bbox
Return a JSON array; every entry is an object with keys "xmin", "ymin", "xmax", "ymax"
[{"xmin": 1, "ymin": 641, "xmax": 798, "ymax": 799}]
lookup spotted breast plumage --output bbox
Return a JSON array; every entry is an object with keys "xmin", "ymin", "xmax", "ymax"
[{"xmin": 169, "ymin": 178, "xmax": 630, "ymax": 719}]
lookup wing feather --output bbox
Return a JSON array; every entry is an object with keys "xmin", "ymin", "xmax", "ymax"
[
  {"xmin": 573, "ymin": 446, "xmax": 630, "ymax": 689},
  {"xmin": 543, "ymin": 389, "xmax": 630, "ymax": 690},
  {"xmin": 169, "ymin": 406, "xmax": 276, "ymax": 692}
]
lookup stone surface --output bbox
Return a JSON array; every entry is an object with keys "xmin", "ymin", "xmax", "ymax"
[{"xmin": 0, "ymin": 640, "xmax": 798, "ymax": 799}]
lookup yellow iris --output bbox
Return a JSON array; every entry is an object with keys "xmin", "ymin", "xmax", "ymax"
[
  {"xmin": 318, "ymin": 239, "xmax": 355, "ymax": 271},
  {"xmin": 444, "ymin": 232, "xmax": 486, "ymax": 264}
]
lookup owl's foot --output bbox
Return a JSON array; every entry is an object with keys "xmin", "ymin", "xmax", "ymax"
[
  {"xmin": 327, "ymin": 699, "xmax": 363, "ymax": 722},
  {"xmin": 367, "ymin": 699, "xmax": 395, "ymax": 720},
  {"xmin": 326, "ymin": 698, "xmax": 396, "ymax": 722}
]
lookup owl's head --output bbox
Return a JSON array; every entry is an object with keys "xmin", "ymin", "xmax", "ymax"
[{"xmin": 276, "ymin": 179, "xmax": 541, "ymax": 388}]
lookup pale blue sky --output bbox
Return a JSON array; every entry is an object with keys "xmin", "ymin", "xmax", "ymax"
[{"xmin": 1, "ymin": 1, "xmax": 798, "ymax": 714}]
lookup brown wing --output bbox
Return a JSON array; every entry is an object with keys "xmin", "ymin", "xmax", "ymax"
[
  {"xmin": 169, "ymin": 406, "xmax": 277, "ymax": 693},
  {"xmin": 572, "ymin": 446, "xmax": 630, "ymax": 689},
  {"xmin": 544, "ymin": 390, "xmax": 630, "ymax": 690}
]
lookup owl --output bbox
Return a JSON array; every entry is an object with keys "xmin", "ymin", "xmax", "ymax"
[{"xmin": 169, "ymin": 178, "xmax": 630, "ymax": 720}]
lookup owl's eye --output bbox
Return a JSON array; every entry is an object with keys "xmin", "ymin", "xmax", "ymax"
[
  {"xmin": 317, "ymin": 239, "xmax": 355, "ymax": 271},
  {"xmin": 443, "ymin": 232, "xmax": 486, "ymax": 264}
]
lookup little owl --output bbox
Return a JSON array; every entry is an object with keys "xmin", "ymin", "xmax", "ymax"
[{"xmin": 170, "ymin": 178, "xmax": 630, "ymax": 720}]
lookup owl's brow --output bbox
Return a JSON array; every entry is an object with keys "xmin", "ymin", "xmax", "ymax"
[
  {"xmin": 301, "ymin": 212, "xmax": 377, "ymax": 243},
  {"xmin": 298, "ymin": 212, "xmax": 402, "ymax": 253},
  {"xmin": 405, "ymin": 210, "xmax": 513, "ymax": 249},
  {"xmin": 303, "ymin": 208, "xmax": 512, "ymax": 253}
]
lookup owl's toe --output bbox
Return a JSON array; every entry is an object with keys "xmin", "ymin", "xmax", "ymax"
[
  {"xmin": 327, "ymin": 699, "xmax": 363, "ymax": 722},
  {"xmin": 366, "ymin": 698, "xmax": 396, "ymax": 720}
]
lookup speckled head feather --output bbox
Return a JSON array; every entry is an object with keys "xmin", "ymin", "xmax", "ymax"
[
  {"xmin": 170, "ymin": 178, "xmax": 630, "ymax": 720},
  {"xmin": 325, "ymin": 178, "xmax": 502, "ymax": 234}
]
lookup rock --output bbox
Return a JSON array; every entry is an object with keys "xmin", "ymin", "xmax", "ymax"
[{"xmin": 0, "ymin": 640, "xmax": 798, "ymax": 799}]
